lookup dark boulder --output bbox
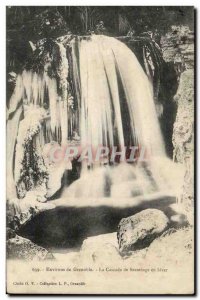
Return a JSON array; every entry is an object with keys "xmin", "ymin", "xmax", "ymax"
[{"xmin": 117, "ymin": 208, "xmax": 169, "ymax": 255}]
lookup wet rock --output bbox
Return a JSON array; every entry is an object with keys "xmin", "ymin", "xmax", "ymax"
[
  {"xmin": 7, "ymin": 235, "xmax": 54, "ymax": 260},
  {"xmin": 117, "ymin": 209, "xmax": 169, "ymax": 255}
]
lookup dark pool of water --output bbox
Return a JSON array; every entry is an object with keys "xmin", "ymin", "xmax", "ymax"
[{"xmin": 18, "ymin": 196, "xmax": 177, "ymax": 249}]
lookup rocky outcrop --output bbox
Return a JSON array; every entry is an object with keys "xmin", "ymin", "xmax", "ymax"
[
  {"xmin": 76, "ymin": 225, "xmax": 193, "ymax": 274},
  {"xmin": 6, "ymin": 196, "xmax": 56, "ymax": 261},
  {"xmin": 161, "ymin": 25, "xmax": 194, "ymax": 70},
  {"xmin": 172, "ymin": 69, "xmax": 194, "ymax": 224},
  {"xmin": 161, "ymin": 26, "xmax": 194, "ymax": 225},
  {"xmin": 78, "ymin": 223, "xmax": 193, "ymax": 270},
  {"xmin": 126, "ymin": 226, "xmax": 193, "ymax": 272},
  {"xmin": 7, "ymin": 195, "xmax": 56, "ymax": 232},
  {"xmin": 7, "ymin": 235, "xmax": 54, "ymax": 260},
  {"xmin": 147, "ymin": 226, "xmax": 193, "ymax": 259},
  {"xmin": 117, "ymin": 209, "xmax": 169, "ymax": 255}
]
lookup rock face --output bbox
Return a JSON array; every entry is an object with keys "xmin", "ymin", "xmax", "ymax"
[
  {"xmin": 126, "ymin": 226, "xmax": 193, "ymax": 274},
  {"xmin": 117, "ymin": 209, "xmax": 169, "ymax": 255},
  {"xmin": 172, "ymin": 69, "xmax": 194, "ymax": 223},
  {"xmin": 7, "ymin": 235, "xmax": 54, "ymax": 260},
  {"xmin": 161, "ymin": 25, "xmax": 194, "ymax": 225},
  {"xmin": 7, "ymin": 195, "xmax": 56, "ymax": 234},
  {"xmin": 161, "ymin": 25, "xmax": 194, "ymax": 70}
]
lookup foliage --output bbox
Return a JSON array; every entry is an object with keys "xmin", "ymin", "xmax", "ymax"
[
  {"xmin": 6, "ymin": 6, "xmax": 194, "ymax": 74},
  {"xmin": 7, "ymin": 6, "xmax": 194, "ymax": 36}
]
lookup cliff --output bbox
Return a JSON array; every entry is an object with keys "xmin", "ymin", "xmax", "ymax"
[{"xmin": 161, "ymin": 26, "xmax": 194, "ymax": 224}]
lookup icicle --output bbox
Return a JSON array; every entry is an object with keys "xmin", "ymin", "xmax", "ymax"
[
  {"xmin": 56, "ymin": 41, "xmax": 69, "ymax": 144},
  {"xmin": 22, "ymin": 71, "xmax": 47, "ymax": 107},
  {"xmin": 7, "ymin": 106, "xmax": 23, "ymax": 199},
  {"xmin": 46, "ymin": 76, "xmax": 58, "ymax": 134},
  {"xmin": 71, "ymin": 38, "xmax": 81, "ymax": 133},
  {"xmin": 32, "ymin": 72, "xmax": 39, "ymax": 105},
  {"xmin": 7, "ymin": 74, "xmax": 24, "ymax": 119},
  {"xmin": 58, "ymin": 98, "xmax": 67, "ymax": 144},
  {"xmin": 79, "ymin": 39, "xmax": 89, "ymax": 149},
  {"xmin": 22, "ymin": 70, "xmax": 32, "ymax": 105},
  {"xmin": 38, "ymin": 74, "xmax": 45, "ymax": 106}
]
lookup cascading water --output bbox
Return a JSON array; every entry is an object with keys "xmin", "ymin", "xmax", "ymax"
[
  {"xmin": 78, "ymin": 35, "xmax": 165, "ymax": 154},
  {"xmin": 62, "ymin": 35, "xmax": 179, "ymax": 198},
  {"xmin": 7, "ymin": 34, "xmax": 183, "ymax": 202}
]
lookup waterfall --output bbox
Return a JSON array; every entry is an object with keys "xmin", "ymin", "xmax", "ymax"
[
  {"xmin": 78, "ymin": 35, "xmax": 164, "ymax": 156},
  {"xmin": 61, "ymin": 35, "xmax": 181, "ymax": 198},
  {"xmin": 7, "ymin": 34, "xmax": 182, "ymax": 200}
]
